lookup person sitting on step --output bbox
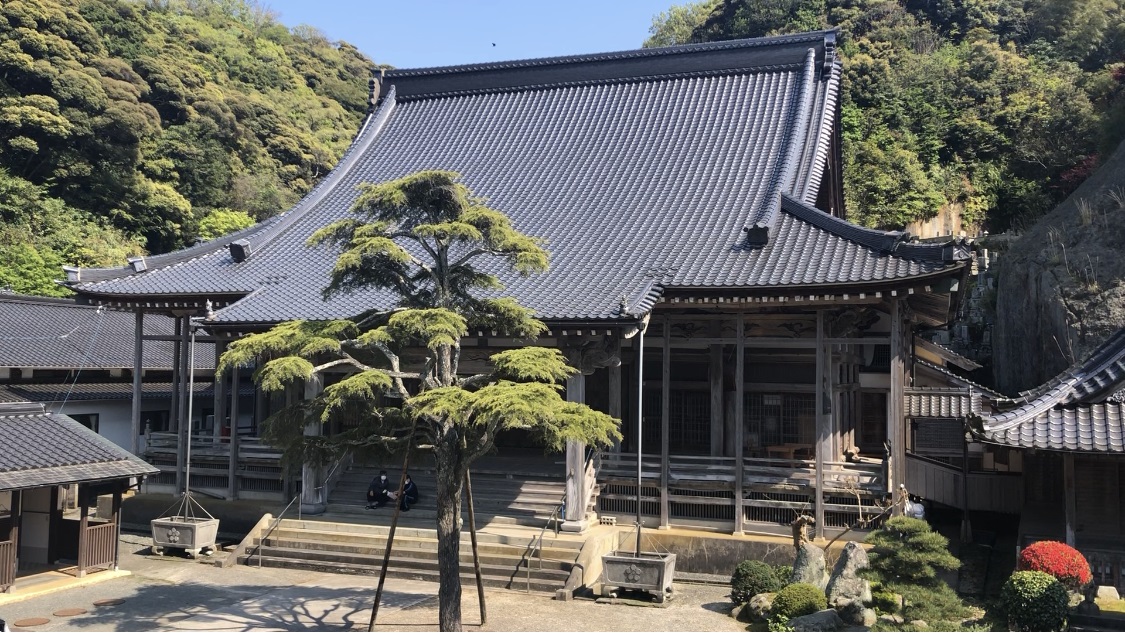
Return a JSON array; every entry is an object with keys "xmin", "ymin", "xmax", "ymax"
[
  {"xmin": 387, "ymin": 473, "xmax": 420, "ymax": 511},
  {"xmin": 366, "ymin": 470, "xmax": 391, "ymax": 509}
]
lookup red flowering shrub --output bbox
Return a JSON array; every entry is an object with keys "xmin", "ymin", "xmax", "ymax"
[{"xmin": 1017, "ymin": 541, "xmax": 1092, "ymax": 590}]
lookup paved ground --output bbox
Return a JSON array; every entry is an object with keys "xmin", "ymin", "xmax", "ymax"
[{"xmin": 1, "ymin": 536, "xmax": 743, "ymax": 632}]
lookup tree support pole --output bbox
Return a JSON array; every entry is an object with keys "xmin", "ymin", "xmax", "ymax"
[
  {"xmin": 466, "ymin": 469, "xmax": 487, "ymax": 625},
  {"xmin": 367, "ymin": 449, "xmax": 411, "ymax": 632}
]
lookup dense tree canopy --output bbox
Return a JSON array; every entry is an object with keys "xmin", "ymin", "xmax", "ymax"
[
  {"xmin": 0, "ymin": 0, "xmax": 377, "ymax": 293},
  {"xmin": 648, "ymin": 0, "xmax": 1125, "ymax": 232}
]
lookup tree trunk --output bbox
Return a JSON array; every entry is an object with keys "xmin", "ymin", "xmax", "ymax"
[{"xmin": 435, "ymin": 441, "xmax": 465, "ymax": 631}]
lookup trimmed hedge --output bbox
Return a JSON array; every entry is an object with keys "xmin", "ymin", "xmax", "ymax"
[
  {"xmin": 998, "ymin": 570, "xmax": 1069, "ymax": 632},
  {"xmin": 771, "ymin": 582, "xmax": 826, "ymax": 620},
  {"xmin": 1018, "ymin": 540, "xmax": 1092, "ymax": 590},
  {"xmin": 731, "ymin": 560, "xmax": 784, "ymax": 604}
]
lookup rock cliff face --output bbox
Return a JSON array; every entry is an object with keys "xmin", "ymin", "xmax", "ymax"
[{"xmin": 994, "ymin": 140, "xmax": 1125, "ymax": 394}]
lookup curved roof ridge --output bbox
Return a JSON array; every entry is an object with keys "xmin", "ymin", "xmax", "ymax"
[
  {"xmin": 779, "ymin": 194, "xmax": 906, "ymax": 252},
  {"xmin": 744, "ymin": 48, "xmax": 818, "ymax": 243},
  {"xmin": 799, "ymin": 59, "xmax": 842, "ymax": 205},
  {"xmin": 386, "ymin": 31, "xmax": 835, "ymax": 78},
  {"xmin": 998, "ymin": 327, "xmax": 1125, "ymax": 408}
]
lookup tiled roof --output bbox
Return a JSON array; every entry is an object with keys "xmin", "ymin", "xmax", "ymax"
[
  {"xmin": 0, "ymin": 381, "xmax": 254, "ymax": 403},
  {"xmin": 973, "ymin": 327, "xmax": 1125, "ymax": 453},
  {"xmin": 915, "ymin": 359, "xmax": 1004, "ymax": 399},
  {"xmin": 0, "ymin": 402, "xmax": 158, "ymax": 490},
  {"xmin": 906, "ymin": 387, "xmax": 984, "ymax": 418},
  {"xmin": 67, "ymin": 32, "xmax": 968, "ymax": 324},
  {"xmin": 0, "ymin": 295, "xmax": 214, "ymax": 369}
]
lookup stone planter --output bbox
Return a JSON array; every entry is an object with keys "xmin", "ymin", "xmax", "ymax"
[
  {"xmin": 601, "ymin": 551, "xmax": 676, "ymax": 603},
  {"xmin": 151, "ymin": 516, "xmax": 219, "ymax": 558}
]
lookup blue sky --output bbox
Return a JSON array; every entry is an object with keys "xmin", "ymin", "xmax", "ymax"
[{"xmin": 262, "ymin": 0, "xmax": 677, "ymax": 69}]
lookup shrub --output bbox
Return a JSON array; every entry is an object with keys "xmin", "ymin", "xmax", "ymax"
[
  {"xmin": 998, "ymin": 570, "xmax": 1069, "ymax": 632},
  {"xmin": 864, "ymin": 516, "xmax": 960, "ymax": 586},
  {"xmin": 730, "ymin": 560, "xmax": 784, "ymax": 604},
  {"xmin": 1017, "ymin": 540, "xmax": 1092, "ymax": 590},
  {"xmin": 871, "ymin": 589, "xmax": 901, "ymax": 614},
  {"xmin": 771, "ymin": 582, "xmax": 826, "ymax": 620},
  {"xmin": 772, "ymin": 563, "xmax": 794, "ymax": 586}
]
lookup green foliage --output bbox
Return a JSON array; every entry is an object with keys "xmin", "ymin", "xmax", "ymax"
[
  {"xmin": 895, "ymin": 581, "xmax": 973, "ymax": 627},
  {"xmin": 870, "ymin": 588, "xmax": 901, "ymax": 614},
  {"xmin": 0, "ymin": 0, "xmax": 373, "ymax": 285},
  {"xmin": 730, "ymin": 559, "xmax": 783, "ymax": 604},
  {"xmin": 196, "ymin": 208, "xmax": 255, "ymax": 241},
  {"xmin": 770, "ymin": 582, "xmax": 825, "ymax": 619},
  {"xmin": 997, "ymin": 570, "xmax": 1069, "ymax": 632},
  {"xmin": 863, "ymin": 516, "xmax": 961, "ymax": 586},
  {"xmin": 645, "ymin": 0, "xmax": 719, "ymax": 47},
  {"xmin": 676, "ymin": 0, "xmax": 1125, "ymax": 231}
]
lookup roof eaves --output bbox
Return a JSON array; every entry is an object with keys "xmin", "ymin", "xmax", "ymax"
[{"xmin": 799, "ymin": 58, "xmax": 842, "ymax": 205}]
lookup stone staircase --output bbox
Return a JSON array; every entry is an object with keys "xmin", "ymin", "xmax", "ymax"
[
  {"xmin": 237, "ymin": 518, "xmax": 582, "ymax": 593},
  {"xmin": 235, "ymin": 461, "xmax": 595, "ymax": 594}
]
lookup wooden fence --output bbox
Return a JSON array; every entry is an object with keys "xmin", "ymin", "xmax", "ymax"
[
  {"xmin": 0, "ymin": 539, "xmax": 13, "ymax": 593},
  {"xmin": 597, "ymin": 452, "xmax": 885, "ymax": 531},
  {"xmin": 79, "ymin": 522, "xmax": 117, "ymax": 575}
]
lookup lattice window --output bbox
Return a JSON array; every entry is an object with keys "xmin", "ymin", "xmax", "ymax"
[
  {"xmin": 744, "ymin": 392, "xmax": 816, "ymax": 448},
  {"xmin": 640, "ymin": 388, "xmax": 711, "ymax": 454}
]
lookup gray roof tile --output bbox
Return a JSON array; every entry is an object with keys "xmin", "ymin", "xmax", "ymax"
[
  {"xmin": 0, "ymin": 295, "xmax": 214, "ymax": 369},
  {"xmin": 67, "ymin": 32, "xmax": 967, "ymax": 324},
  {"xmin": 0, "ymin": 402, "xmax": 158, "ymax": 490}
]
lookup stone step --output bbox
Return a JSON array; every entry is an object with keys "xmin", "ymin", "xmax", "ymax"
[
  {"xmin": 320, "ymin": 504, "xmax": 560, "ymax": 529},
  {"xmin": 263, "ymin": 529, "xmax": 578, "ymax": 559},
  {"xmin": 236, "ymin": 554, "xmax": 563, "ymax": 594},
  {"xmin": 274, "ymin": 519, "xmax": 583, "ymax": 550},
  {"xmin": 256, "ymin": 536, "xmax": 575, "ymax": 571}
]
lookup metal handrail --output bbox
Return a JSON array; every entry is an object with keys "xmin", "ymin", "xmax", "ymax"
[
  {"xmin": 246, "ymin": 455, "xmax": 349, "ymax": 567},
  {"xmin": 525, "ymin": 496, "xmax": 564, "ymax": 592}
]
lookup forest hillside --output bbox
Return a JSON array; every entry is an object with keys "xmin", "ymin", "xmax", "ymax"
[
  {"xmin": 649, "ymin": 0, "xmax": 1125, "ymax": 233},
  {"xmin": 0, "ymin": 0, "xmax": 376, "ymax": 295}
]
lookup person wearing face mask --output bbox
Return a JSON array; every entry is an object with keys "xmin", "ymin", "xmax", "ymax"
[{"xmin": 366, "ymin": 470, "xmax": 391, "ymax": 509}]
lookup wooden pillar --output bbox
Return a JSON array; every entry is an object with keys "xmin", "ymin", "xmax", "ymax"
[
  {"xmin": 608, "ymin": 338, "xmax": 622, "ymax": 453},
  {"xmin": 734, "ymin": 316, "xmax": 745, "ymax": 535},
  {"xmin": 960, "ymin": 440, "xmax": 973, "ymax": 543},
  {"xmin": 563, "ymin": 370, "xmax": 588, "ymax": 528},
  {"xmin": 175, "ymin": 317, "xmax": 189, "ymax": 495},
  {"xmin": 111, "ymin": 490, "xmax": 122, "ymax": 571},
  {"xmin": 227, "ymin": 364, "xmax": 241, "ymax": 500},
  {"xmin": 660, "ymin": 318, "xmax": 671, "ymax": 529},
  {"xmin": 131, "ymin": 310, "xmax": 144, "ymax": 456},
  {"xmin": 710, "ymin": 344, "xmax": 724, "ymax": 457},
  {"xmin": 814, "ymin": 311, "xmax": 827, "ymax": 539},
  {"xmin": 77, "ymin": 492, "xmax": 88, "ymax": 578},
  {"xmin": 888, "ymin": 299, "xmax": 907, "ymax": 510},
  {"xmin": 5, "ymin": 490, "xmax": 20, "ymax": 593},
  {"xmin": 300, "ymin": 374, "xmax": 326, "ymax": 514},
  {"xmin": 169, "ymin": 317, "xmax": 181, "ymax": 431},
  {"xmin": 1063, "ymin": 453, "xmax": 1076, "ymax": 546},
  {"xmin": 213, "ymin": 340, "xmax": 227, "ymax": 441}
]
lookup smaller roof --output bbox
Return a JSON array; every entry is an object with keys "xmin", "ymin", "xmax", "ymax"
[
  {"xmin": 0, "ymin": 294, "xmax": 214, "ymax": 370},
  {"xmin": 0, "ymin": 381, "xmax": 255, "ymax": 403},
  {"xmin": 972, "ymin": 327, "xmax": 1125, "ymax": 453},
  {"xmin": 916, "ymin": 337, "xmax": 982, "ymax": 371},
  {"xmin": 0, "ymin": 402, "xmax": 158, "ymax": 490},
  {"xmin": 906, "ymin": 387, "xmax": 984, "ymax": 419}
]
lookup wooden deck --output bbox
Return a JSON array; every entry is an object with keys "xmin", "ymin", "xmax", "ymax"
[{"xmin": 596, "ymin": 452, "xmax": 886, "ymax": 533}]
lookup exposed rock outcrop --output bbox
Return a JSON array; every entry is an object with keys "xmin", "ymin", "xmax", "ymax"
[{"xmin": 995, "ymin": 139, "xmax": 1125, "ymax": 393}]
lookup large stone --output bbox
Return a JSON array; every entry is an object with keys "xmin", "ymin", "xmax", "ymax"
[
  {"xmin": 835, "ymin": 598, "xmax": 879, "ymax": 628},
  {"xmin": 746, "ymin": 592, "xmax": 775, "ymax": 622},
  {"xmin": 789, "ymin": 608, "xmax": 845, "ymax": 632},
  {"xmin": 791, "ymin": 541, "xmax": 829, "ymax": 590},
  {"xmin": 1097, "ymin": 585, "xmax": 1122, "ymax": 602},
  {"xmin": 826, "ymin": 542, "xmax": 871, "ymax": 604}
]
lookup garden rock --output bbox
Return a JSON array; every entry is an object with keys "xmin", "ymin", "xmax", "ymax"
[
  {"xmin": 1098, "ymin": 585, "xmax": 1122, "ymax": 601},
  {"xmin": 729, "ymin": 604, "xmax": 745, "ymax": 620},
  {"xmin": 878, "ymin": 614, "xmax": 904, "ymax": 625},
  {"xmin": 791, "ymin": 541, "xmax": 829, "ymax": 590},
  {"xmin": 909, "ymin": 620, "xmax": 928, "ymax": 628},
  {"xmin": 789, "ymin": 608, "xmax": 845, "ymax": 632},
  {"xmin": 826, "ymin": 542, "xmax": 871, "ymax": 604},
  {"xmin": 835, "ymin": 598, "xmax": 867, "ymax": 625},
  {"xmin": 747, "ymin": 592, "xmax": 775, "ymax": 622}
]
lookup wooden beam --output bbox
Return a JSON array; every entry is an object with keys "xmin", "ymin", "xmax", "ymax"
[
  {"xmin": 734, "ymin": 316, "xmax": 745, "ymax": 535},
  {"xmin": 710, "ymin": 345, "xmax": 724, "ymax": 457},
  {"xmin": 1063, "ymin": 453, "xmax": 1076, "ymax": 546},
  {"xmin": 227, "ymin": 364, "xmax": 241, "ymax": 501},
  {"xmin": 660, "ymin": 317, "xmax": 671, "ymax": 529},
  {"xmin": 131, "ymin": 310, "xmax": 143, "ymax": 456},
  {"xmin": 888, "ymin": 299, "xmax": 906, "ymax": 510},
  {"xmin": 814, "ymin": 310, "xmax": 826, "ymax": 539}
]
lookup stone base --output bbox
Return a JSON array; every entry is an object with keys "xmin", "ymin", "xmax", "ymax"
[
  {"xmin": 299, "ymin": 501, "xmax": 326, "ymax": 516},
  {"xmin": 560, "ymin": 518, "xmax": 592, "ymax": 533}
]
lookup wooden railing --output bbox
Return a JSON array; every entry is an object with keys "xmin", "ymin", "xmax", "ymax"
[
  {"xmin": 905, "ymin": 453, "xmax": 1022, "ymax": 513},
  {"xmin": 79, "ymin": 522, "xmax": 117, "ymax": 573},
  {"xmin": 598, "ymin": 452, "xmax": 886, "ymax": 530},
  {"xmin": 0, "ymin": 539, "xmax": 13, "ymax": 593},
  {"xmin": 143, "ymin": 431, "xmax": 285, "ymax": 498}
]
